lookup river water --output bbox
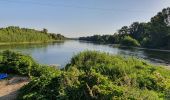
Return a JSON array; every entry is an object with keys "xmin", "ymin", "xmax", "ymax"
[{"xmin": 0, "ymin": 40, "xmax": 169, "ymax": 68}]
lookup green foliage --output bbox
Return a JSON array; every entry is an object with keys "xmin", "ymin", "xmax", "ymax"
[
  {"xmin": 18, "ymin": 51, "xmax": 170, "ymax": 100},
  {"xmin": 0, "ymin": 26, "xmax": 65, "ymax": 43},
  {"xmin": 120, "ymin": 36, "xmax": 140, "ymax": 47},
  {"xmin": 42, "ymin": 28, "xmax": 48, "ymax": 34},
  {"xmin": 147, "ymin": 8, "xmax": 170, "ymax": 48},
  {"xmin": 79, "ymin": 7, "xmax": 170, "ymax": 49},
  {"xmin": 79, "ymin": 34, "xmax": 120, "ymax": 44},
  {"xmin": 18, "ymin": 66, "xmax": 61, "ymax": 100},
  {"xmin": 0, "ymin": 50, "xmax": 35, "ymax": 75},
  {"xmin": 50, "ymin": 33, "xmax": 66, "ymax": 40},
  {"xmin": 0, "ymin": 50, "xmax": 59, "ymax": 78}
]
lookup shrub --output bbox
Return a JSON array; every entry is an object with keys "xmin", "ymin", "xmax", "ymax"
[
  {"xmin": 121, "ymin": 36, "xmax": 141, "ymax": 47},
  {"xmin": 18, "ymin": 66, "xmax": 61, "ymax": 100},
  {"xmin": 0, "ymin": 50, "xmax": 45, "ymax": 77},
  {"xmin": 0, "ymin": 50, "xmax": 35, "ymax": 75},
  {"xmin": 18, "ymin": 51, "xmax": 170, "ymax": 99}
]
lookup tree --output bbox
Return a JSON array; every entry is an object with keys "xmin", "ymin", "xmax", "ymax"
[
  {"xmin": 79, "ymin": 7, "xmax": 170, "ymax": 49},
  {"xmin": 118, "ymin": 26, "xmax": 129, "ymax": 35},
  {"xmin": 148, "ymin": 7, "xmax": 170, "ymax": 48},
  {"xmin": 42, "ymin": 28, "xmax": 48, "ymax": 34}
]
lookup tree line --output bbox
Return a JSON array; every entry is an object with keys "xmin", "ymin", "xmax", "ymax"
[
  {"xmin": 79, "ymin": 7, "xmax": 170, "ymax": 49},
  {"xmin": 0, "ymin": 26, "xmax": 65, "ymax": 43}
]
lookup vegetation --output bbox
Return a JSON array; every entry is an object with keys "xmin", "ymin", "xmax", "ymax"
[
  {"xmin": 0, "ymin": 50, "xmax": 60, "ymax": 78},
  {"xmin": 1, "ymin": 51, "xmax": 168, "ymax": 99},
  {"xmin": 79, "ymin": 7, "xmax": 170, "ymax": 49},
  {"xmin": 0, "ymin": 26, "xmax": 65, "ymax": 43},
  {"xmin": 79, "ymin": 35, "xmax": 119, "ymax": 44},
  {"xmin": 120, "ymin": 36, "xmax": 140, "ymax": 47}
]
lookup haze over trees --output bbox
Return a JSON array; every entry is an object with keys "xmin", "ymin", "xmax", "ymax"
[
  {"xmin": 79, "ymin": 7, "xmax": 170, "ymax": 49},
  {"xmin": 0, "ymin": 26, "xmax": 65, "ymax": 43}
]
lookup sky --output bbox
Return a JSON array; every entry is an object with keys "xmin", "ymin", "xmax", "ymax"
[{"xmin": 0, "ymin": 0, "xmax": 170, "ymax": 38}]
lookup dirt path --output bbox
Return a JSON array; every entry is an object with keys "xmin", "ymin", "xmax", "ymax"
[{"xmin": 0, "ymin": 76, "xmax": 29, "ymax": 100}]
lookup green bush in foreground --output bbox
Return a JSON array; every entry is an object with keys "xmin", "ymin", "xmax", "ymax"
[
  {"xmin": 13, "ymin": 51, "xmax": 170, "ymax": 100},
  {"xmin": 0, "ymin": 50, "xmax": 59, "ymax": 78},
  {"xmin": 0, "ymin": 50, "xmax": 35, "ymax": 76}
]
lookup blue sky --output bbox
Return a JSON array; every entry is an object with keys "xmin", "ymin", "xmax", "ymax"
[{"xmin": 0, "ymin": 0, "xmax": 170, "ymax": 37}]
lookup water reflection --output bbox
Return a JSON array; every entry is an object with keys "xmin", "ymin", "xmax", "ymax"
[
  {"xmin": 143, "ymin": 50, "xmax": 170, "ymax": 65},
  {"xmin": 0, "ymin": 40, "xmax": 169, "ymax": 68},
  {"xmin": 118, "ymin": 47, "xmax": 170, "ymax": 65}
]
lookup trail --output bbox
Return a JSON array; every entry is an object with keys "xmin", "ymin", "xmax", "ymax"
[{"xmin": 0, "ymin": 76, "xmax": 29, "ymax": 100}]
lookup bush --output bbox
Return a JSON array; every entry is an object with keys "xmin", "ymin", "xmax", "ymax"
[
  {"xmin": 121, "ymin": 36, "xmax": 141, "ymax": 47},
  {"xmin": 0, "ymin": 50, "xmax": 50, "ymax": 77},
  {"xmin": 18, "ymin": 51, "xmax": 170, "ymax": 100},
  {"xmin": 0, "ymin": 50, "xmax": 35, "ymax": 76},
  {"xmin": 18, "ymin": 66, "xmax": 61, "ymax": 100}
]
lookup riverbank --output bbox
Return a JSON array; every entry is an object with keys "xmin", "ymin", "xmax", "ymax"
[
  {"xmin": 0, "ymin": 40, "xmax": 66, "ymax": 46},
  {"xmin": 0, "ymin": 76, "xmax": 29, "ymax": 100},
  {"xmin": 114, "ymin": 45, "xmax": 170, "ymax": 52}
]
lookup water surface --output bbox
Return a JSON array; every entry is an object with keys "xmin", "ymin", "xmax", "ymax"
[{"xmin": 0, "ymin": 40, "xmax": 169, "ymax": 68}]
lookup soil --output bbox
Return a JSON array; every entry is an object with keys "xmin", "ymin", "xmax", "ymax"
[{"xmin": 0, "ymin": 76, "xmax": 29, "ymax": 100}]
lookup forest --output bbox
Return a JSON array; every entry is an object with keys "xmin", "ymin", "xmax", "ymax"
[
  {"xmin": 79, "ymin": 7, "xmax": 170, "ymax": 49},
  {"xmin": 0, "ymin": 26, "xmax": 65, "ymax": 43}
]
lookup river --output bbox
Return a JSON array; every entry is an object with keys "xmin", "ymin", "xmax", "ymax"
[{"xmin": 0, "ymin": 40, "xmax": 169, "ymax": 68}]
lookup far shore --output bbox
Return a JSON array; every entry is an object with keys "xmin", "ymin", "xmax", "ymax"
[
  {"xmin": 0, "ymin": 40, "xmax": 65, "ymax": 45},
  {"xmin": 78, "ymin": 40, "xmax": 170, "ymax": 52}
]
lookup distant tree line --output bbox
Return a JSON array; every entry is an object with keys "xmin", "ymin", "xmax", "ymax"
[
  {"xmin": 80, "ymin": 7, "xmax": 170, "ymax": 49},
  {"xmin": 0, "ymin": 26, "xmax": 65, "ymax": 43}
]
